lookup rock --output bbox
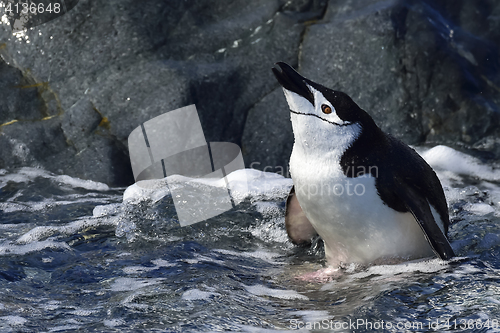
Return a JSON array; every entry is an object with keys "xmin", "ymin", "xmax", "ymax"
[
  {"xmin": 242, "ymin": 0, "xmax": 500, "ymax": 172},
  {"xmin": 0, "ymin": 60, "xmax": 49, "ymax": 123},
  {"xmin": 0, "ymin": 109, "xmax": 133, "ymax": 185},
  {"xmin": 0, "ymin": 117, "xmax": 69, "ymax": 169},
  {"xmin": 300, "ymin": 0, "xmax": 423, "ymax": 143},
  {"xmin": 61, "ymin": 97, "xmax": 102, "ymax": 151},
  {"xmin": 299, "ymin": 0, "xmax": 500, "ymax": 146},
  {"xmin": 242, "ymin": 88, "xmax": 293, "ymax": 175},
  {"xmin": 0, "ymin": 0, "xmax": 326, "ymax": 185},
  {"xmin": 0, "ymin": 0, "xmax": 498, "ymax": 186}
]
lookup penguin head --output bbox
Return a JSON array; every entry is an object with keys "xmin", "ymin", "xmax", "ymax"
[{"xmin": 272, "ymin": 62, "xmax": 375, "ymax": 152}]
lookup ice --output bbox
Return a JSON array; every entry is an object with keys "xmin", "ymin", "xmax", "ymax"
[{"xmin": 244, "ymin": 284, "xmax": 308, "ymax": 300}]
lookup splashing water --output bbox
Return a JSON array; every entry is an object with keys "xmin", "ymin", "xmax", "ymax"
[{"xmin": 1, "ymin": 146, "xmax": 500, "ymax": 332}]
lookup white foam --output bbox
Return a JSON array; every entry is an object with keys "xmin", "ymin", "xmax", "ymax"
[
  {"xmin": 445, "ymin": 304, "xmax": 465, "ymax": 313},
  {"xmin": 357, "ymin": 258, "xmax": 449, "ymax": 278},
  {"xmin": 225, "ymin": 169, "xmax": 293, "ymax": 203},
  {"xmin": 182, "ymin": 289, "xmax": 220, "ymax": 301},
  {"xmin": 486, "ymin": 297, "xmax": 500, "ymax": 305},
  {"xmin": 68, "ymin": 309, "xmax": 99, "ymax": 316},
  {"xmin": 420, "ymin": 145, "xmax": 500, "ymax": 181},
  {"xmin": 41, "ymin": 300, "xmax": 61, "ymax": 311},
  {"xmin": 318, "ymin": 258, "xmax": 451, "ymax": 290},
  {"xmin": 54, "ymin": 175, "xmax": 109, "ymax": 191},
  {"xmin": 453, "ymin": 264, "xmax": 482, "ymax": 274},
  {"xmin": 0, "ymin": 167, "xmax": 110, "ymax": 190},
  {"xmin": 214, "ymin": 249, "xmax": 283, "ymax": 265},
  {"xmin": 290, "ymin": 310, "xmax": 331, "ymax": 323},
  {"xmin": 92, "ymin": 203, "xmax": 122, "ymax": 217},
  {"xmin": 103, "ymin": 319, "xmax": 125, "ymax": 327},
  {"xmin": 254, "ymin": 201, "xmax": 281, "ymax": 216},
  {"xmin": 123, "ymin": 179, "xmax": 170, "ymax": 203},
  {"xmin": 49, "ymin": 325, "xmax": 81, "ymax": 332},
  {"xmin": 244, "ymin": 284, "xmax": 308, "ymax": 300},
  {"xmin": 238, "ymin": 325, "xmax": 300, "ymax": 333},
  {"xmin": 0, "ymin": 315, "xmax": 27, "ymax": 326},
  {"xmin": 0, "ymin": 195, "xmax": 120, "ymax": 213},
  {"xmin": 442, "ymin": 183, "xmax": 465, "ymax": 204},
  {"xmin": 123, "ymin": 169, "xmax": 293, "ymax": 204},
  {"xmin": 151, "ymin": 259, "xmax": 174, "ymax": 266},
  {"xmin": 466, "ymin": 203, "xmax": 495, "ymax": 215},
  {"xmin": 0, "ymin": 240, "xmax": 71, "ymax": 256},
  {"xmin": 123, "ymin": 259, "xmax": 176, "ymax": 274},
  {"xmin": 247, "ymin": 204, "xmax": 290, "ymax": 244},
  {"xmin": 109, "ymin": 277, "xmax": 164, "ymax": 291},
  {"xmin": 249, "ymin": 222, "xmax": 290, "ymax": 244},
  {"xmin": 16, "ymin": 217, "xmax": 117, "ymax": 244}
]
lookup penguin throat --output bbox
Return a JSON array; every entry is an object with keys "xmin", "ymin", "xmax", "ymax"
[
  {"xmin": 290, "ymin": 110, "xmax": 352, "ymax": 127},
  {"xmin": 291, "ymin": 120, "xmax": 362, "ymax": 163}
]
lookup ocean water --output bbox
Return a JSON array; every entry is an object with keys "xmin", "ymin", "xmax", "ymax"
[{"xmin": 0, "ymin": 145, "xmax": 500, "ymax": 332}]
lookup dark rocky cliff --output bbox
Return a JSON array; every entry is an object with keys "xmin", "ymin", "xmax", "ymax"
[{"xmin": 1, "ymin": 0, "xmax": 499, "ymax": 185}]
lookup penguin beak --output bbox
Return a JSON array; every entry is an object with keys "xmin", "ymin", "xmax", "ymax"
[{"xmin": 272, "ymin": 62, "xmax": 314, "ymax": 105}]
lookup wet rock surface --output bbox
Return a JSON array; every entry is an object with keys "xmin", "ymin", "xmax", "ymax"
[{"xmin": 0, "ymin": 0, "xmax": 498, "ymax": 185}]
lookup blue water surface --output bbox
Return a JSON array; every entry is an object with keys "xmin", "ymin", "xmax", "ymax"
[{"xmin": 0, "ymin": 152, "xmax": 500, "ymax": 332}]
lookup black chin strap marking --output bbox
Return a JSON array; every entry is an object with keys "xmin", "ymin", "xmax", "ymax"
[{"xmin": 290, "ymin": 110, "xmax": 351, "ymax": 127}]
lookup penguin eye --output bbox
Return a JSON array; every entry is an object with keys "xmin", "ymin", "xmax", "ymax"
[{"xmin": 321, "ymin": 104, "xmax": 332, "ymax": 114}]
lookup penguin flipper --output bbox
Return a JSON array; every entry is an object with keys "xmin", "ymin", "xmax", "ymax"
[
  {"xmin": 285, "ymin": 186, "xmax": 317, "ymax": 245},
  {"xmin": 393, "ymin": 178, "xmax": 455, "ymax": 260}
]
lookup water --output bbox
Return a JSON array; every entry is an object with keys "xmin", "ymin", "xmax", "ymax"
[{"xmin": 1, "ymin": 145, "xmax": 500, "ymax": 332}]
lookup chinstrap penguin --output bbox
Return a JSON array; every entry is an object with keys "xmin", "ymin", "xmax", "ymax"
[{"xmin": 272, "ymin": 62, "xmax": 455, "ymax": 267}]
